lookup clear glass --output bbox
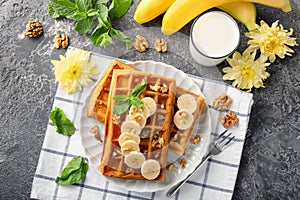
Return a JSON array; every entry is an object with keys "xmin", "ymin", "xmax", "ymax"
[{"xmin": 189, "ymin": 11, "xmax": 240, "ymax": 67}]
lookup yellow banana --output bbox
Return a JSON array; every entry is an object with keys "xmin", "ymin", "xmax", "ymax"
[
  {"xmin": 134, "ymin": 0, "xmax": 175, "ymax": 24},
  {"xmin": 218, "ymin": 2, "xmax": 257, "ymax": 31},
  {"xmin": 162, "ymin": 0, "xmax": 292, "ymax": 35},
  {"xmin": 133, "ymin": 0, "xmax": 256, "ymax": 31}
]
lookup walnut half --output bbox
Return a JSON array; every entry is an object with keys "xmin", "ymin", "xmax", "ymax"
[
  {"xmin": 166, "ymin": 163, "xmax": 175, "ymax": 171},
  {"xmin": 190, "ymin": 135, "xmax": 201, "ymax": 144},
  {"xmin": 154, "ymin": 39, "xmax": 167, "ymax": 53},
  {"xmin": 221, "ymin": 111, "xmax": 239, "ymax": 129},
  {"xmin": 134, "ymin": 35, "xmax": 149, "ymax": 52},
  {"xmin": 179, "ymin": 158, "xmax": 187, "ymax": 168},
  {"xmin": 53, "ymin": 33, "xmax": 69, "ymax": 49},
  {"xmin": 213, "ymin": 93, "xmax": 232, "ymax": 111},
  {"xmin": 25, "ymin": 21, "xmax": 43, "ymax": 38},
  {"xmin": 89, "ymin": 125, "xmax": 103, "ymax": 143}
]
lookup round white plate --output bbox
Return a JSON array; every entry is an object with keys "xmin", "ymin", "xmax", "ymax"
[{"xmin": 79, "ymin": 60, "xmax": 211, "ymax": 192}]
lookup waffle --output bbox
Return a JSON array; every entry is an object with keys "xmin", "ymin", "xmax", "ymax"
[
  {"xmin": 169, "ymin": 87, "xmax": 205, "ymax": 155},
  {"xmin": 101, "ymin": 69, "xmax": 176, "ymax": 181},
  {"xmin": 87, "ymin": 59, "xmax": 136, "ymax": 123}
]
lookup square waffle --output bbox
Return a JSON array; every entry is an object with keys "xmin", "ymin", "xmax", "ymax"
[
  {"xmin": 169, "ymin": 87, "xmax": 205, "ymax": 155},
  {"xmin": 87, "ymin": 59, "xmax": 136, "ymax": 123},
  {"xmin": 101, "ymin": 69, "xmax": 176, "ymax": 181}
]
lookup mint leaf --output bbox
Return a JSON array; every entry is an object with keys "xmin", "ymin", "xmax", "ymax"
[
  {"xmin": 108, "ymin": 0, "xmax": 132, "ymax": 18},
  {"xmin": 113, "ymin": 95, "xmax": 129, "ymax": 102},
  {"xmin": 87, "ymin": 9, "xmax": 98, "ymax": 17},
  {"xmin": 112, "ymin": 80, "xmax": 146, "ymax": 114},
  {"xmin": 48, "ymin": 0, "xmax": 77, "ymax": 19},
  {"xmin": 113, "ymin": 100, "xmax": 130, "ymax": 115},
  {"xmin": 68, "ymin": 11, "xmax": 87, "ymax": 20},
  {"xmin": 75, "ymin": 17, "xmax": 93, "ymax": 34},
  {"xmin": 93, "ymin": 0, "xmax": 109, "ymax": 9},
  {"xmin": 75, "ymin": 0, "xmax": 92, "ymax": 12},
  {"xmin": 91, "ymin": 32, "xmax": 113, "ymax": 47},
  {"xmin": 49, "ymin": 107, "xmax": 76, "ymax": 136},
  {"xmin": 60, "ymin": 156, "xmax": 82, "ymax": 179},
  {"xmin": 91, "ymin": 25, "xmax": 107, "ymax": 45},
  {"xmin": 56, "ymin": 156, "xmax": 88, "ymax": 185},
  {"xmin": 95, "ymin": 0, "xmax": 109, "ymax": 5},
  {"xmin": 130, "ymin": 96, "xmax": 144, "ymax": 108},
  {"xmin": 130, "ymin": 79, "xmax": 146, "ymax": 97},
  {"xmin": 110, "ymin": 28, "xmax": 132, "ymax": 49},
  {"xmin": 99, "ymin": 32, "xmax": 113, "ymax": 47},
  {"xmin": 48, "ymin": 2, "xmax": 60, "ymax": 18},
  {"xmin": 95, "ymin": 3, "xmax": 109, "ymax": 23}
]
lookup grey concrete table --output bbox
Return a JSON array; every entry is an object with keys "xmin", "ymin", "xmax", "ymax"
[{"xmin": 0, "ymin": 0, "xmax": 299, "ymax": 199}]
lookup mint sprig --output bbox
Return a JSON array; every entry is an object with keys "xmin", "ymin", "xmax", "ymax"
[
  {"xmin": 113, "ymin": 79, "xmax": 146, "ymax": 115},
  {"xmin": 49, "ymin": 107, "xmax": 76, "ymax": 136},
  {"xmin": 48, "ymin": 0, "xmax": 133, "ymax": 48},
  {"xmin": 56, "ymin": 156, "xmax": 88, "ymax": 185}
]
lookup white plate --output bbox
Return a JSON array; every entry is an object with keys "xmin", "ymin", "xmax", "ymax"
[{"xmin": 79, "ymin": 60, "xmax": 211, "ymax": 192}]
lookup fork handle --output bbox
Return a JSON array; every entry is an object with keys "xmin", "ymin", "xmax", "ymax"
[{"xmin": 166, "ymin": 154, "xmax": 212, "ymax": 197}]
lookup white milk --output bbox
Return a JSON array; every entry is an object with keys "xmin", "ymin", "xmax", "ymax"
[{"xmin": 189, "ymin": 11, "xmax": 240, "ymax": 67}]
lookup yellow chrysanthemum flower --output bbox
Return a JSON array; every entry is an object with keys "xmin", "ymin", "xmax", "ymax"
[
  {"xmin": 223, "ymin": 50, "xmax": 271, "ymax": 92},
  {"xmin": 245, "ymin": 20, "xmax": 298, "ymax": 63},
  {"xmin": 51, "ymin": 48, "xmax": 98, "ymax": 94}
]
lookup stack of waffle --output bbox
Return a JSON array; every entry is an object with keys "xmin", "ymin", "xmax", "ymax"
[{"xmin": 88, "ymin": 60, "xmax": 205, "ymax": 181}]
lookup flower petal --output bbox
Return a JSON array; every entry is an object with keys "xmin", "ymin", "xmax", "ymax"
[
  {"xmin": 245, "ymin": 20, "xmax": 297, "ymax": 63},
  {"xmin": 50, "ymin": 49, "xmax": 98, "ymax": 94},
  {"xmin": 222, "ymin": 48, "xmax": 270, "ymax": 92}
]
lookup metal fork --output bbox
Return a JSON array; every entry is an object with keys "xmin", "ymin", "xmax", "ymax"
[{"xmin": 166, "ymin": 130, "xmax": 235, "ymax": 197}]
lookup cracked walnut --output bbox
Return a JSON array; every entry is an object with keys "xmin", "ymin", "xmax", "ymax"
[
  {"xmin": 213, "ymin": 93, "xmax": 232, "ymax": 111},
  {"xmin": 134, "ymin": 35, "xmax": 149, "ymax": 52},
  {"xmin": 25, "ymin": 21, "xmax": 43, "ymax": 38},
  {"xmin": 53, "ymin": 33, "xmax": 69, "ymax": 49},
  {"xmin": 221, "ymin": 111, "xmax": 239, "ymax": 129},
  {"xmin": 154, "ymin": 39, "xmax": 167, "ymax": 53}
]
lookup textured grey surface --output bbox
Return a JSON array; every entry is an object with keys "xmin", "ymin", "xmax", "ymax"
[{"xmin": 0, "ymin": 0, "xmax": 299, "ymax": 199}]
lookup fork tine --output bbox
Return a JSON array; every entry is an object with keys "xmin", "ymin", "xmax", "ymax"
[
  {"xmin": 224, "ymin": 135, "xmax": 235, "ymax": 146},
  {"xmin": 218, "ymin": 130, "xmax": 228, "ymax": 139},
  {"xmin": 217, "ymin": 132, "xmax": 232, "ymax": 146}
]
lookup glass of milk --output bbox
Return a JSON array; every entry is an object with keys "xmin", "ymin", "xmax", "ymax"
[{"xmin": 189, "ymin": 11, "xmax": 240, "ymax": 67}]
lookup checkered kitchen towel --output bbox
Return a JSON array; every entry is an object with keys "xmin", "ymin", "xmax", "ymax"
[{"xmin": 31, "ymin": 49, "xmax": 253, "ymax": 200}]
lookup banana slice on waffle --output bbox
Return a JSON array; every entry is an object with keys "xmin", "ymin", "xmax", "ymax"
[{"xmin": 169, "ymin": 87, "xmax": 205, "ymax": 155}]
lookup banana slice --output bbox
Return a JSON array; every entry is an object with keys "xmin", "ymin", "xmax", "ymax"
[
  {"xmin": 141, "ymin": 159, "xmax": 161, "ymax": 180},
  {"xmin": 129, "ymin": 105, "xmax": 150, "ymax": 119},
  {"xmin": 118, "ymin": 132, "xmax": 141, "ymax": 146},
  {"xmin": 124, "ymin": 151, "xmax": 146, "ymax": 169},
  {"xmin": 174, "ymin": 109, "xmax": 194, "ymax": 130},
  {"xmin": 121, "ymin": 120, "xmax": 142, "ymax": 135},
  {"xmin": 141, "ymin": 97, "xmax": 157, "ymax": 116},
  {"xmin": 130, "ymin": 113, "xmax": 147, "ymax": 127},
  {"xmin": 177, "ymin": 94, "xmax": 198, "ymax": 113},
  {"xmin": 121, "ymin": 140, "xmax": 140, "ymax": 155}
]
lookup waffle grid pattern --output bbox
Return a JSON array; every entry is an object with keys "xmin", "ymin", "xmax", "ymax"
[{"xmin": 101, "ymin": 70, "xmax": 176, "ymax": 181}]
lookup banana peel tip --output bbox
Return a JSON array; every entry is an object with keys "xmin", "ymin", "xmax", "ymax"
[{"xmin": 161, "ymin": 27, "xmax": 175, "ymax": 35}]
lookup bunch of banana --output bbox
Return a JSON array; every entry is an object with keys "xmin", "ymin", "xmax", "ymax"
[{"xmin": 134, "ymin": 0, "xmax": 292, "ymax": 35}]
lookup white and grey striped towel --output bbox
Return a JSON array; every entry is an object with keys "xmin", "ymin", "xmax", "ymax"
[{"xmin": 31, "ymin": 49, "xmax": 253, "ymax": 200}]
